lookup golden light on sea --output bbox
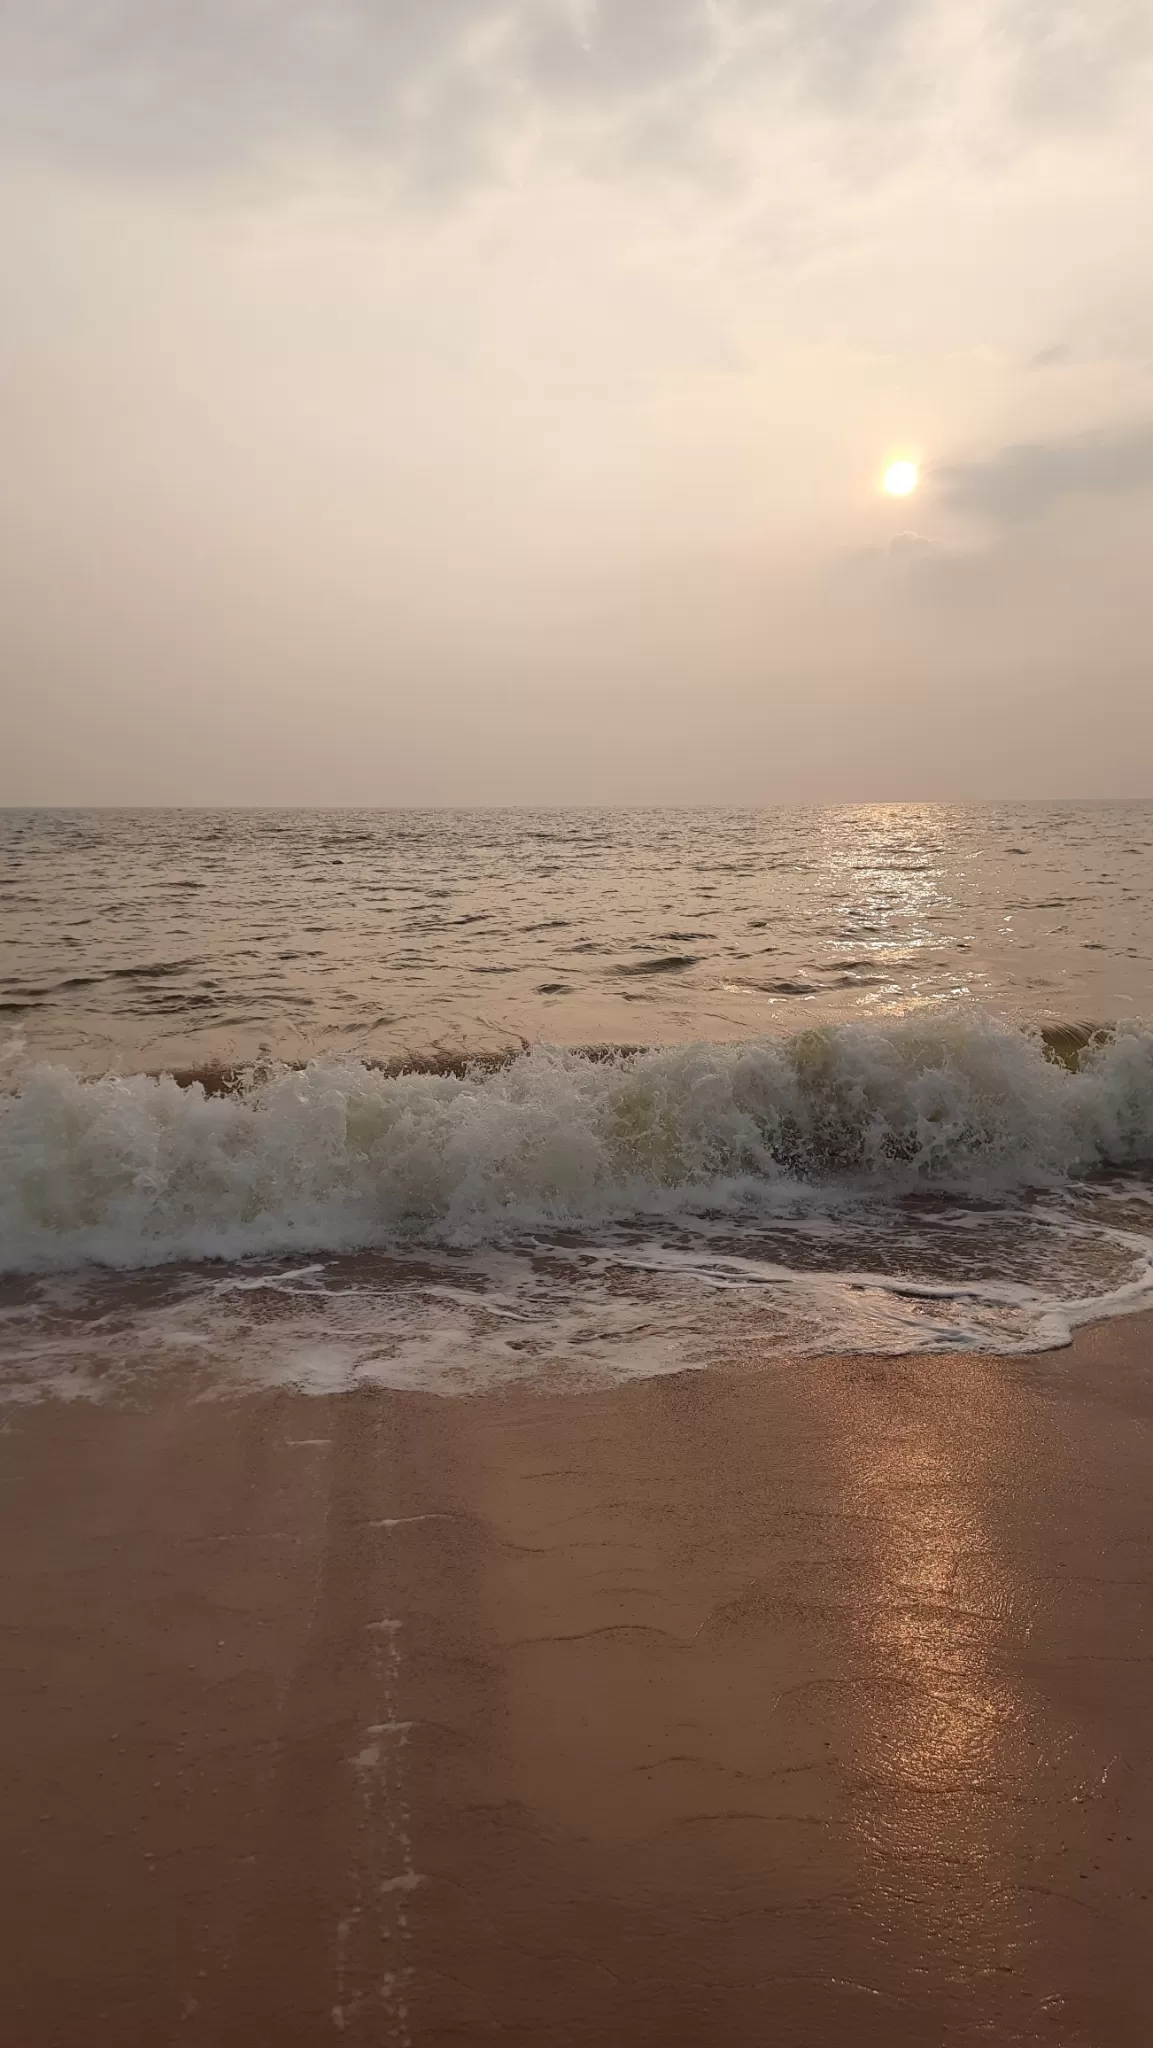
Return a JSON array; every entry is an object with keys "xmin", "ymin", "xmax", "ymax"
[{"xmin": 883, "ymin": 459, "xmax": 920, "ymax": 496}]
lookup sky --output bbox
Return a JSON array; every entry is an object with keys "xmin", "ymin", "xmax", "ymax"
[{"xmin": 2, "ymin": 0, "xmax": 1152, "ymax": 804}]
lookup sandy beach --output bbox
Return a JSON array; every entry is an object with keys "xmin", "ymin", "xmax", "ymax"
[
  {"xmin": 6, "ymin": 0, "xmax": 1153, "ymax": 2018},
  {"xmin": 2, "ymin": 1317, "xmax": 1151, "ymax": 2046}
]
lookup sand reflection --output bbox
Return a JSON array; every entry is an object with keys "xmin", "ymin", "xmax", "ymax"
[{"xmin": 837, "ymin": 1361, "xmax": 1035, "ymax": 1916}]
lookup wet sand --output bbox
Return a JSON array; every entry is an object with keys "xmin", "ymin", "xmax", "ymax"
[{"xmin": 2, "ymin": 1320, "xmax": 1153, "ymax": 2045}]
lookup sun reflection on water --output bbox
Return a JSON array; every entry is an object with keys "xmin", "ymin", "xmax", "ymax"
[
  {"xmin": 838, "ymin": 1362, "xmax": 1036, "ymax": 1938},
  {"xmin": 813, "ymin": 804, "xmax": 980, "ymax": 1014}
]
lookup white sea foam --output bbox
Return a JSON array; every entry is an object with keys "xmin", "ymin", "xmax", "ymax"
[
  {"xmin": 3, "ymin": 1212, "xmax": 1153, "ymax": 1409},
  {"xmin": 2, "ymin": 1020, "xmax": 1152, "ymax": 1274}
]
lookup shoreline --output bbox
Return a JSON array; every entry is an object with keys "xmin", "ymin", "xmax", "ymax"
[{"xmin": 2, "ymin": 1316, "xmax": 1152, "ymax": 2042}]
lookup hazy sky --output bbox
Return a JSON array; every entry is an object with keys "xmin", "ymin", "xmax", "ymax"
[{"xmin": 3, "ymin": 1, "xmax": 1152, "ymax": 803}]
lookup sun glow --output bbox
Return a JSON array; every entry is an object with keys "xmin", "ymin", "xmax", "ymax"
[{"xmin": 883, "ymin": 459, "xmax": 920, "ymax": 497}]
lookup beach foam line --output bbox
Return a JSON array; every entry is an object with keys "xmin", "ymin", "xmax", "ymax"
[{"xmin": 2, "ymin": 1017, "xmax": 1152, "ymax": 1273}]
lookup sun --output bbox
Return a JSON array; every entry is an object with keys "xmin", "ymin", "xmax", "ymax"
[{"xmin": 883, "ymin": 459, "xmax": 919, "ymax": 497}]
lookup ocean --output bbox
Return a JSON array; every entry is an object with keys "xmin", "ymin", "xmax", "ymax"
[{"xmin": 2, "ymin": 802, "xmax": 1152, "ymax": 1397}]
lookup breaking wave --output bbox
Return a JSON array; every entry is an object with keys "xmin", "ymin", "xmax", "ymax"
[{"xmin": 3, "ymin": 1017, "xmax": 1153, "ymax": 1274}]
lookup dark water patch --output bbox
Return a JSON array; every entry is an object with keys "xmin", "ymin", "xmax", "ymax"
[
  {"xmin": 614, "ymin": 955, "xmax": 700, "ymax": 977},
  {"xmin": 524, "ymin": 830, "xmax": 610, "ymax": 846},
  {"xmin": 105, "ymin": 959, "xmax": 204, "ymax": 981}
]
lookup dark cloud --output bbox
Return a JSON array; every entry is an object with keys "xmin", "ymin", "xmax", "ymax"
[
  {"xmin": 1028, "ymin": 343, "xmax": 1073, "ymax": 370},
  {"xmin": 519, "ymin": 0, "xmax": 919, "ymax": 110},
  {"xmin": 937, "ymin": 423, "xmax": 1153, "ymax": 524},
  {"xmin": 0, "ymin": 1, "xmax": 510, "ymax": 182},
  {"xmin": 520, "ymin": 0, "xmax": 718, "ymax": 100},
  {"xmin": 3, "ymin": 0, "xmax": 1141, "ymax": 190},
  {"xmin": 1003, "ymin": 0, "xmax": 1152, "ymax": 130}
]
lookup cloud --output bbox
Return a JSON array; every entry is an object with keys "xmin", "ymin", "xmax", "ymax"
[
  {"xmin": 0, "ymin": 1, "xmax": 510, "ymax": 184},
  {"xmin": 936, "ymin": 423, "xmax": 1153, "ymax": 524},
  {"xmin": 1004, "ymin": 0, "xmax": 1153, "ymax": 131},
  {"xmin": 1027, "ymin": 343, "xmax": 1073, "ymax": 370},
  {"xmin": 0, "ymin": 3, "xmax": 913, "ymax": 177},
  {"xmin": 1, "ymin": 1, "xmax": 1147, "ymax": 193},
  {"xmin": 887, "ymin": 529, "xmax": 938, "ymax": 562},
  {"xmin": 519, "ymin": 0, "xmax": 920, "ymax": 110}
]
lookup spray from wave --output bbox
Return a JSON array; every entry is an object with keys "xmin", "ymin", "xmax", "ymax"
[{"xmin": 2, "ymin": 1017, "xmax": 1152, "ymax": 1274}]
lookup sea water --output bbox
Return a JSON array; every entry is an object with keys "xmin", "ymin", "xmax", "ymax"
[{"xmin": 2, "ymin": 804, "xmax": 1152, "ymax": 1395}]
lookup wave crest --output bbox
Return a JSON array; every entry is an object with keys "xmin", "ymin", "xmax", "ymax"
[{"xmin": 2, "ymin": 1018, "xmax": 1153, "ymax": 1271}]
